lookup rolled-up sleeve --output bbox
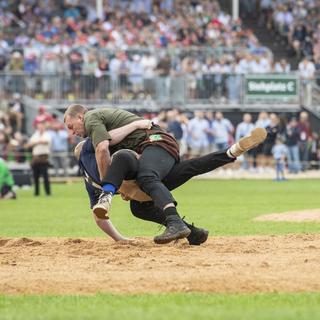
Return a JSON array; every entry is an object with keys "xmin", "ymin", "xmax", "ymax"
[{"xmin": 85, "ymin": 116, "xmax": 112, "ymax": 149}]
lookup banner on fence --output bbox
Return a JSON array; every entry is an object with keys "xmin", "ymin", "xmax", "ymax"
[{"xmin": 245, "ymin": 74, "xmax": 299, "ymax": 100}]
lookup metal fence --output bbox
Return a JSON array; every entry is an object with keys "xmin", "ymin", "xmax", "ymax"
[{"xmin": 1, "ymin": 71, "xmax": 319, "ymax": 107}]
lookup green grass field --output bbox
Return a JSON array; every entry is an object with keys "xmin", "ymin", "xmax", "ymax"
[{"xmin": 1, "ymin": 179, "xmax": 320, "ymax": 320}]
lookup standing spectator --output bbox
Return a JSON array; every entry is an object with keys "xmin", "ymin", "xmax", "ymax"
[
  {"xmin": 289, "ymin": 21, "xmax": 307, "ymax": 58},
  {"xmin": 297, "ymin": 111, "xmax": 312, "ymax": 171},
  {"xmin": 205, "ymin": 111, "xmax": 215, "ymax": 152},
  {"xmin": 212, "ymin": 56, "xmax": 229, "ymax": 101},
  {"xmin": 181, "ymin": 56, "xmax": 198, "ymax": 99},
  {"xmin": 299, "ymin": 57, "xmax": 315, "ymax": 106},
  {"xmin": 155, "ymin": 53, "xmax": 171, "ymax": 102},
  {"xmin": 7, "ymin": 131, "xmax": 27, "ymax": 163},
  {"xmin": 141, "ymin": 52, "xmax": 157, "ymax": 96},
  {"xmin": 26, "ymin": 121, "xmax": 52, "ymax": 196},
  {"xmin": 109, "ymin": 52, "xmax": 122, "ymax": 99},
  {"xmin": 96, "ymin": 55, "xmax": 110, "ymax": 99},
  {"xmin": 82, "ymin": 51, "xmax": 98, "ymax": 99},
  {"xmin": 129, "ymin": 54, "xmax": 144, "ymax": 98},
  {"xmin": 56, "ymin": 52, "xmax": 71, "ymax": 99},
  {"xmin": 8, "ymin": 93, "xmax": 24, "ymax": 133},
  {"xmin": 40, "ymin": 52, "xmax": 59, "ymax": 99},
  {"xmin": 241, "ymin": 0, "xmax": 256, "ymax": 18},
  {"xmin": 187, "ymin": 110, "xmax": 210, "ymax": 158},
  {"xmin": 166, "ymin": 109, "xmax": 183, "ymax": 148},
  {"xmin": 272, "ymin": 137, "xmax": 288, "ymax": 181},
  {"xmin": 301, "ymin": 36, "xmax": 313, "ymax": 58},
  {"xmin": 24, "ymin": 53, "xmax": 38, "ymax": 96},
  {"xmin": 226, "ymin": 59, "xmax": 241, "ymax": 103},
  {"xmin": 69, "ymin": 51, "xmax": 83, "ymax": 98},
  {"xmin": 235, "ymin": 113, "xmax": 255, "ymax": 169},
  {"xmin": 259, "ymin": 0, "xmax": 273, "ymax": 28},
  {"xmin": 211, "ymin": 111, "xmax": 234, "ymax": 151},
  {"xmin": 118, "ymin": 53, "xmax": 130, "ymax": 99},
  {"xmin": 201, "ymin": 57, "xmax": 215, "ymax": 99},
  {"xmin": 262, "ymin": 113, "xmax": 280, "ymax": 168},
  {"xmin": 285, "ymin": 117, "xmax": 301, "ymax": 173},
  {"xmin": 274, "ymin": 59, "xmax": 291, "ymax": 73},
  {"xmin": 48, "ymin": 115, "xmax": 69, "ymax": 177},
  {"xmin": 33, "ymin": 105, "xmax": 53, "ymax": 128},
  {"xmin": 6, "ymin": 51, "xmax": 24, "ymax": 93},
  {"xmin": 0, "ymin": 157, "xmax": 16, "ymax": 199}
]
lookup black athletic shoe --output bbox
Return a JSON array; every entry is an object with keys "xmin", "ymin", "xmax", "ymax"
[
  {"xmin": 186, "ymin": 224, "xmax": 209, "ymax": 246},
  {"xmin": 154, "ymin": 217, "xmax": 191, "ymax": 244}
]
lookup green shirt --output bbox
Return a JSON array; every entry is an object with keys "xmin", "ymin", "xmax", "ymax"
[
  {"xmin": 84, "ymin": 108, "xmax": 147, "ymax": 151},
  {"xmin": 0, "ymin": 158, "xmax": 14, "ymax": 189}
]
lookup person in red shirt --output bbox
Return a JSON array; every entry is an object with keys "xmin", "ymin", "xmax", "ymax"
[{"xmin": 32, "ymin": 105, "xmax": 53, "ymax": 128}]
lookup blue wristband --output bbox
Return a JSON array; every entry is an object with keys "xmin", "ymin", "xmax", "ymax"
[{"xmin": 102, "ymin": 184, "xmax": 116, "ymax": 194}]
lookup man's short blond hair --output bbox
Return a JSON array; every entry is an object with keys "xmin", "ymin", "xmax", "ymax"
[{"xmin": 64, "ymin": 104, "xmax": 88, "ymax": 122}]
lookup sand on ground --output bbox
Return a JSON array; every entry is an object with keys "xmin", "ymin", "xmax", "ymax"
[
  {"xmin": 254, "ymin": 209, "xmax": 320, "ymax": 222},
  {"xmin": 1, "ymin": 235, "xmax": 320, "ymax": 295}
]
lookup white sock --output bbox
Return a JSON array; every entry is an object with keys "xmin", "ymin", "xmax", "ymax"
[
  {"xmin": 227, "ymin": 143, "xmax": 244, "ymax": 158},
  {"xmin": 226, "ymin": 147, "xmax": 236, "ymax": 158}
]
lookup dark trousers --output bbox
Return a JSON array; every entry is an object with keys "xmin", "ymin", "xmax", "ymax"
[
  {"xmin": 1, "ymin": 184, "xmax": 13, "ymax": 197},
  {"xmin": 136, "ymin": 145, "xmax": 176, "ymax": 209},
  {"xmin": 104, "ymin": 149, "xmax": 234, "ymax": 224},
  {"xmin": 106, "ymin": 145, "xmax": 176, "ymax": 209},
  {"xmin": 32, "ymin": 163, "xmax": 51, "ymax": 196}
]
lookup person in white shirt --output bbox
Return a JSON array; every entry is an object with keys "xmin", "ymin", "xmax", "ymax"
[
  {"xmin": 238, "ymin": 54, "xmax": 253, "ymax": 74},
  {"xmin": 226, "ymin": 60, "xmax": 242, "ymax": 103},
  {"xmin": 211, "ymin": 111, "xmax": 234, "ymax": 151},
  {"xmin": 187, "ymin": 110, "xmax": 210, "ymax": 157},
  {"xmin": 299, "ymin": 57, "xmax": 316, "ymax": 106},
  {"xmin": 274, "ymin": 59, "xmax": 291, "ymax": 73},
  {"xmin": 26, "ymin": 121, "xmax": 52, "ymax": 196},
  {"xmin": 140, "ymin": 52, "xmax": 157, "ymax": 95},
  {"xmin": 129, "ymin": 54, "xmax": 144, "ymax": 97},
  {"xmin": 236, "ymin": 113, "xmax": 255, "ymax": 169}
]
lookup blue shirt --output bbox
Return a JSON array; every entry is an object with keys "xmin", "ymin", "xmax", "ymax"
[
  {"xmin": 272, "ymin": 143, "xmax": 288, "ymax": 161},
  {"xmin": 49, "ymin": 129, "xmax": 69, "ymax": 152},
  {"xmin": 212, "ymin": 119, "xmax": 233, "ymax": 144},
  {"xmin": 79, "ymin": 138, "xmax": 102, "ymax": 208}
]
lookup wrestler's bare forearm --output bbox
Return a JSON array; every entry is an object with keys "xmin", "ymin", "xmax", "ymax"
[
  {"xmin": 96, "ymin": 140, "xmax": 111, "ymax": 180},
  {"xmin": 93, "ymin": 214, "xmax": 132, "ymax": 241},
  {"xmin": 108, "ymin": 119, "xmax": 151, "ymax": 146}
]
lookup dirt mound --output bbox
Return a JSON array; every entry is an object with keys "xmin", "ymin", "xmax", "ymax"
[
  {"xmin": 254, "ymin": 209, "xmax": 320, "ymax": 222},
  {"xmin": 1, "ymin": 235, "xmax": 320, "ymax": 295}
]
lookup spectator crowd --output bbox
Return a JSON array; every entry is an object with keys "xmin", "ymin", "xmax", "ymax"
[
  {"xmin": 0, "ymin": 96, "xmax": 77, "ymax": 178},
  {"xmin": 0, "ymin": 0, "xmax": 318, "ymax": 104},
  {"xmin": 149, "ymin": 109, "xmax": 320, "ymax": 173},
  {"xmin": 1, "ymin": 101, "xmax": 320, "ymax": 195}
]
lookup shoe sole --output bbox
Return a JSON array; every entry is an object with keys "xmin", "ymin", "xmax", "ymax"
[
  {"xmin": 93, "ymin": 205, "xmax": 109, "ymax": 219},
  {"xmin": 238, "ymin": 127, "xmax": 267, "ymax": 151},
  {"xmin": 189, "ymin": 230, "xmax": 209, "ymax": 246},
  {"xmin": 154, "ymin": 228, "xmax": 191, "ymax": 245}
]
